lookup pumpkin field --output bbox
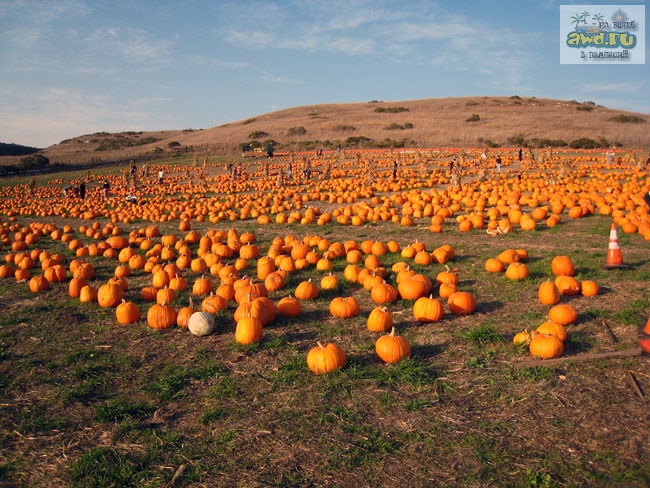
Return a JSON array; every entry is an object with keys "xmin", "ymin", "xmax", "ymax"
[{"xmin": 1, "ymin": 147, "xmax": 650, "ymax": 487}]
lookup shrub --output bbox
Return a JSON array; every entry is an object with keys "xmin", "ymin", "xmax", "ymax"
[
  {"xmin": 507, "ymin": 134, "xmax": 528, "ymax": 147},
  {"xmin": 609, "ymin": 114, "xmax": 646, "ymax": 124},
  {"xmin": 95, "ymin": 135, "xmax": 161, "ymax": 151},
  {"xmin": 466, "ymin": 114, "xmax": 481, "ymax": 122},
  {"xmin": 530, "ymin": 138, "xmax": 567, "ymax": 148},
  {"xmin": 345, "ymin": 136, "xmax": 373, "ymax": 148},
  {"xmin": 377, "ymin": 138, "xmax": 414, "ymax": 148},
  {"xmin": 576, "ymin": 105, "xmax": 594, "ymax": 111},
  {"xmin": 242, "ymin": 118, "xmax": 257, "ymax": 125},
  {"xmin": 297, "ymin": 140, "xmax": 319, "ymax": 150},
  {"xmin": 384, "ymin": 123, "xmax": 414, "ymax": 131},
  {"xmin": 20, "ymin": 154, "xmax": 49, "ymax": 168},
  {"xmin": 374, "ymin": 106, "xmax": 409, "ymax": 113},
  {"xmin": 168, "ymin": 141, "xmax": 181, "ymax": 148},
  {"xmin": 484, "ymin": 140, "xmax": 500, "ymax": 148},
  {"xmin": 334, "ymin": 124, "xmax": 356, "ymax": 132},
  {"xmin": 248, "ymin": 130, "xmax": 269, "ymax": 139},
  {"xmin": 138, "ymin": 137, "xmax": 161, "ymax": 145},
  {"xmin": 262, "ymin": 139, "xmax": 279, "ymax": 150},
  {"xmin": 287, "ymin": 127, "xmax": 307, "ymax": 136},
  {"xmin": 569, "ymin": 137, "xmax": 600, "ymax": 149}
]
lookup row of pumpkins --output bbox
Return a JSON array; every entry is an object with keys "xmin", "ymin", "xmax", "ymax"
[
  {"xmin": 512, "ymin": 255, "xmax": 595, "ymax": 360},
  {"xmin": 2, "ymin": 217, "xmax": 599, "ymax": 368},
  {"xmin": 1, "ymin": 221, "xmax": 490, "ymax": 370},
  {"xmin": 2, "ymin": 153, "xmax": 649, "ymax": 243}
]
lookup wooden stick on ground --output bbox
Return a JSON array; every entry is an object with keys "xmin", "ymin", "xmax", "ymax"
[
  {"xmin": 627, "ymin": 371, "xmax": 646, "ymax": 402},
  {"xmin": 602, "ymin": 319, "xmax": 617, "ymax": 344},
  {"xmin": 513, "ymin": 347, "xmax": 644, "ymax": 368}
]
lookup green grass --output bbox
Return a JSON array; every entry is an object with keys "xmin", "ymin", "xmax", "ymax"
[
  {"xmin": 94, "ymin": 398, "xmax": 156, "ymax": 423},
  {"xmin": 457, "ymin": 323, "xmax": 504, "ymax": 346},
  {"xmin": 2, "ymin": 157, "xmax": 650, "ymax": 486},
  {"xmin": 144, "ymin": 365, "xmax": 191, "ymax": 401},
  {"xmin": 70, "ymin": 446, "xmax": 151, "ymax": 487}
]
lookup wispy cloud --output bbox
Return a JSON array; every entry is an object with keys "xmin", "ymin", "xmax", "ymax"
[
  {"xmin": 0, "ymin": 0, "xmax": 88, "ymax": 22},
  {"xmin": 127, "ymin": 96, "xmax": 173, "ymax": 107},
  {"xmin": 1, "ymin": 26, "xmax": 44, "ymax": 48},
  {"xmin": 218, "ymin": 1, "xmax": 386, "ymax": 55},
  {"xmin": 0, "ymin": 86, "xmax": 176, "ymax": 147},
  {"xmin": 224, "ymin": 30, "xmax": 276, "ymax": 49},
  {"xmin": 582, "ymin": 81, "xmax": 646, "ymax": 93},
  {"xmin": 261, "ymin": 71, "xmax": 303, "ymax": 85},
  {"xmin": 188, "ymin": 55, "xmax": 249, "ymax": 70},
  {"xmin": 538, "ymin": 0, "xmax": 557, "ymax": 10},
  {"xmin": 589, "ymin": 95, "xmax": 650, "ymax": 114},
  {"xmin": 215, "ymin": 1, "xmax": 537, "ymax": 91},
  {"xmin": 84, "ymin": 27, "xmax": 171, "ymax": 65}
]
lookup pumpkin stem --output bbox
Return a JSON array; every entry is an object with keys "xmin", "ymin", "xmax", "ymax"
[
  {"xmin": 390, "ymin": 327, "xmax": 397, "ymax": 337},
  {"xmin": 317, "ymin": 341, "xmax": 326, "ymax": 349}
]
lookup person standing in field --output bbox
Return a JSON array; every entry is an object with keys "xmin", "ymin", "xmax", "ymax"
[
  {"xmin": 392, "ymin": 160, "xmax": 398, "ymax": 180},
  {"xmin": 102, "ymin": 180, "xmax": 110, "ymax": 199},
  {"xmin": 496, "ymin": 155, "xmax": 502, "ymax": 173},
  {"xmin": 158, "ymin": 169, "xmax": 164, "ymax": 184},
  {"xmin": 79, "ymin": 181, "xmax": 86, "ymax": 200},
  {"xmin": 29, "ymin": 177, "xmax": 36, "ymax": 195}
]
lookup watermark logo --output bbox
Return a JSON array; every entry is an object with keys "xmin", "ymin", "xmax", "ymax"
[{"xmin": 560, "ymin": 5, "xmax": 645, "ymax": 64}]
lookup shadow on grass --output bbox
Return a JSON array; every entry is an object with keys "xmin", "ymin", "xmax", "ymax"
[
  {"xmin": 282, "ymin": 329, "xmax": 319, "ymax": 345},
  {"xmin": 411, "ymin": 342, "xmax": 445, "ymax": 359},
  {"xmin": 476, "ymin": 300, "xmax": 504, "ymax": 314}
]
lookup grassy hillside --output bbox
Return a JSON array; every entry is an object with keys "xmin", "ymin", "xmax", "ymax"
[{"xmin": 2, "ymin": 96, "xmax": 649, "ymax": 167}]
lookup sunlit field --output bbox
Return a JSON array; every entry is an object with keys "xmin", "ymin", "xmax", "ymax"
[{"xmin": 1, "ymin": 147, "xmax": 649, "ymax": 487}]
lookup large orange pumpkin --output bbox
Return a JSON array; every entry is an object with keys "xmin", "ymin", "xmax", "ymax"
[{"xmin": 306, "ymin": 342, "xmax": 346, "ymax": 374}]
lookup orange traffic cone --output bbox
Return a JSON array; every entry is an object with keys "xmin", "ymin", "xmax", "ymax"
[
  {"xmin": 642, "ymin": 317, "xmax": 650, "ymax": 354},
  {"xmin": 605, "ymin": 223, "xmax": 625, "ymax": 268}
]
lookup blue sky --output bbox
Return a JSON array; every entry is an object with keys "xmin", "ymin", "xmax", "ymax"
[{"xmin": 1, "ymin": 0, "xmax": 648, "ymax": 148}]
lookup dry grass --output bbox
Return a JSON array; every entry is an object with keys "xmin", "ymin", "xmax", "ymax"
[
  {"xmin": 3, "ymin": 96, "xmax": 648, "ymax": 167},
  {"xmin": 1, "ymin": 153, "xmax": 650, "ymax": 487}
]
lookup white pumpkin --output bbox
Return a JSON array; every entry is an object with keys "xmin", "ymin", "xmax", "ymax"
[{"xmin": 188, "ymin": 312, "xmax": 215, "ymax": 336}]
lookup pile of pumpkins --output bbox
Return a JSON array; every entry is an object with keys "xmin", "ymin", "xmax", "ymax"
[
  {"xmin": 512, "ymin": 255, "xmax": 598, "ymax": 359},
  {"xmin": 13, "ymin": 224, "xmax": 475, "ymax": 372},
  {"xmin": 0, "ymin": 217, "xmax": 602, "ymax": 370}
]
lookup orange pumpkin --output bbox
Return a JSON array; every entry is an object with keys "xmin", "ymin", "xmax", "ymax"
[
  {"xmin": 375, "ymin": 327, "xmax": 411, "ymax": 364},
  {"xmin": 413, "ymin": 295, "xmax": 444, "ymax": 323},
  {"xmin": 447, "ymin": 291, "xmax": 477, "ymax": 316},
  {"xmin": 367, "ymin": 306, "xmax": 393, "ymax": 333}
]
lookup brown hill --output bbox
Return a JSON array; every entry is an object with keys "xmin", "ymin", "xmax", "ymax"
[{"xmin": 11, "ymin": 96, "xmax": 650, "ymax": 165}]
